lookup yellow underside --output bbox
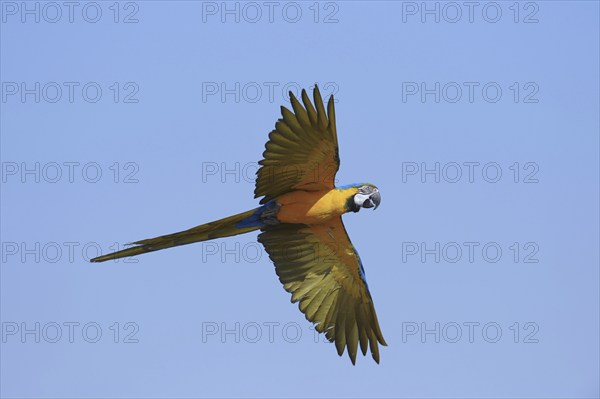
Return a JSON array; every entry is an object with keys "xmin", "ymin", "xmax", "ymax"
[{"xmin": 276, "ymin": 187, "xmax": 358, "ymax": 225}]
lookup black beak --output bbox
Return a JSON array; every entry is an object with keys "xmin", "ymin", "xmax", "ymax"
[
  {"xmin": 362, "ymin": 191, "xmax": 381, "ymax": 210},
  {"xmin": 370, "ymin": 191, "xmax": 381, "ymax": 210}
]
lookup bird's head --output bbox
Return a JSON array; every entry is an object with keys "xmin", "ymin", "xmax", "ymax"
[{"xmin": 346, "ymin": 183, "xmax": 381, "ymax": 212}]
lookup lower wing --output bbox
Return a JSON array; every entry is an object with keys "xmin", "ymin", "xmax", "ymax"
[{"xmin": 258, "ymin": 218, "xmax": 386, "ymax": 364}]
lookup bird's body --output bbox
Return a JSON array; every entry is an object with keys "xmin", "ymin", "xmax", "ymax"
[
  {"xmin": 91, "ymin": 87, "xmax": 386, "ymax": 364},
  {"xmin": 276, "ymin": 187, "xmax": 356, "ymax": 224}
]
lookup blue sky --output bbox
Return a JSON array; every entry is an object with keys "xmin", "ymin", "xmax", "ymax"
[{"xmin": 1, "ymin": 1, "xmax": 598, "ymax": 398}]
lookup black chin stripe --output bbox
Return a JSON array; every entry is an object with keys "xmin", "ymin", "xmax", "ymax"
[{"xmin": 346, "ymin": 196, "xmax": 360, "ymax": 213}]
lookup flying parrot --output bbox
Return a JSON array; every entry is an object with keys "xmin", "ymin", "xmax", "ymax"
[{"xmin": 91, "ymin": 86, "xmax": 387, "ymax": 364}]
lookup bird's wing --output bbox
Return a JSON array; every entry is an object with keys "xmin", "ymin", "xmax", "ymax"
[
  {"xmin": 258, "ymin": 218, "xmax": 386, "ymax": 364},
  {"xmin": 255, "ymin": 86, "xmax": 340, "ymax": 204}
]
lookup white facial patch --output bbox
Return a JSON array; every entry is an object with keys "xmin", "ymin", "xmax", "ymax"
[{"xmin": 354, "ymin": 193, "xmax": 371, "ymax": 208}]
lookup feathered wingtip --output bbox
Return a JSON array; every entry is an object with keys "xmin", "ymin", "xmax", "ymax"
[{"xmin": 284, "ymin": 84, "xmax": 336, "ymax": 132}]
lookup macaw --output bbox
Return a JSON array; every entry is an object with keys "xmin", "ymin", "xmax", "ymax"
[{"xmin": 91, "ymin": 86, "xmax": 387, "ymax": 364}]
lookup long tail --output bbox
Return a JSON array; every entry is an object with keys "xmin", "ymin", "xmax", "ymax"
[{"xmin": 90, "ymin": 205, "xmax": 274, "ymax": 263}]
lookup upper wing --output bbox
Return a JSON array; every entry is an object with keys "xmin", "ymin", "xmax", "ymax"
[
  {"xmin": 254, "ymin": 86, "xmax": 340, "ymax": 204},
  {"xmin": 258, "ymin": 218, "xmax": 387, "ymax": 364}
]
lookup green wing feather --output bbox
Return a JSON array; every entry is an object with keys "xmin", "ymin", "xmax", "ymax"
[
  {"xmin": 255, "ymin": 86, "xmax": 340, "ymax": 204},
  {"xmin": 258, "ymin": 220, "xmax": 387, "ymax": 364}
]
